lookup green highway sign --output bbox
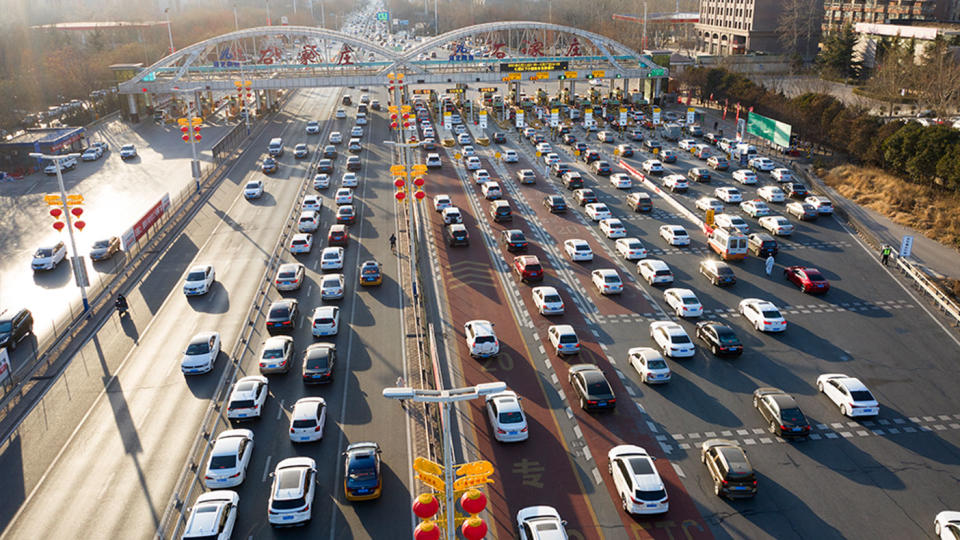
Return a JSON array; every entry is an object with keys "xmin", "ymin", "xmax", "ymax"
[
  {"xmin": 747, "ymin": 112, "xmax": 792, "ymax": 147},
  {"xmin": 648, "ymin": 68, "xmax": 666, "ymax": 77},
  {"xmin": 376, "ymin": 11, "xmax": 389, "ymax": 21}
]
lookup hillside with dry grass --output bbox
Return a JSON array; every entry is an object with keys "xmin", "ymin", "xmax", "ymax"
[{"xmin": 823, "ymin": 165, "xmax": 960, "ymax": 250}]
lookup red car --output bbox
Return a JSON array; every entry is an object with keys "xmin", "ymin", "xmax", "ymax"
[
  {"xmin": 784, "ymin": 266, "xmax": 830, "ymax": 294},
  {"xmin": 327, "ymin": 224, "xmax": 348, "ymax": 246},
  {"xmin": 513, "ymin": 255, "xmax": 544, "ymax": 283}
]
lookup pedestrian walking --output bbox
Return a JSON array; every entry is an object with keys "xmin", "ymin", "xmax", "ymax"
[
  {"xmin": 396, "ymin": 376, "xmax": 406, "ymax": 408},
  {"xmin": 765, "ymin": 255, "xmax": 775, "ymax": 276},
  {"xmin": 881, "ymin": 245, "xmax": 892, "ymax": 265},
  {"xmin": 713, "ymin": 121, "xmax": 718, "ymax": 131}
]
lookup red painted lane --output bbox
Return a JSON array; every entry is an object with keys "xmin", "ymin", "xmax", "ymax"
[{"xmin": 422, "ymin": 153, "xmax": 605, "ymax": 539}]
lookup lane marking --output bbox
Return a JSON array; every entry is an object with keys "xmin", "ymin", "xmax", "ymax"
[
  {"xmin": 276, "ymin": 399, "xmax": 285, "ymax": 420},
  {"xmin": 261, "ymin": 455, "xmax": 273, "ymax": 482},
  {"xmin": 672, "ymin": 463, "xmax": 686, "ymax": 479}
]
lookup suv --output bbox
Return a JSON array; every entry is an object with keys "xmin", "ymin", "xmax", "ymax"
[
  {"xmin": 562, "ymin": 171, "xmax": 584, "ymax": 190},
  {"xmin": 0, "ymin": 308, "xmax": 33, "ymax": 350},
  {"xmin": 513, "ymin": 255, "xmax": 543, "ymax": 283},
  {"xmin": 747, "ymin": 233, "xmax": 778, "ymax": 257},
  {"xmin": 700, "ymin": 440, "xmax": 757, "ymax": 499},
  {"xmin": 445, "ymin": 223, "xmax": 469, "ymax": 246},
  {"xmin": 464, "ymin": 320, "xmax": 499, "ymax": 358}
]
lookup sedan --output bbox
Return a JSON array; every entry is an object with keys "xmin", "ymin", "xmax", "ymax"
[
  {"xmin": 786, "ymin": 201, "xmax": 818, "ymax": 221},
  {"xmin": 336, "ymin": 205, "xmax": 356, "ymax": 225},
  {"xmin": 341, "ymin": 172, "xmax": 359, "ymax": 187},
  {"xmin": 696, "ymin": 197, "xmax": 725, "ymax": 213},
  {"xmin": 89, "ymin": 236, "xmax": 121, "ymax": 261},
  {"xmin": 664, "ymin": 288, "xmax": 703, "ymax": 317},
  {"xmin": 322, "ymin": 145, "xmax": 337, "ymax": 159},
  {"xmin": 615, "ymin": 237, "xmax": 647, "ymax": 260},
  {"xmin": 637, "ymin": 259, "xmax": 674, "ymax": 285},
  {"xmin": 183, "ymin": 264, "xmax": 216, "ymax": 296},
  {"xmin": 259, "ymin": 335, "xmax": 294, "ymax": 373},
  {"xmin": 784, "ymin": 266, "xmax": 831, "ymax": 294},
  {"xmin": 316, "ymin": 159, "xmax": 333, "ymax": 174},
  {"xmin": 696, "ymin": 321, "xmax": 743, "ymax": 356},
  {"xmin": 289, "ymin": 233, "xmax": 313, "ymax": 254},
  {"xmin": 329, "ymin": 131, "xmax": 343, "ymax": 144},
  {"xmin": 688, "ymin": 168, "xmax": 711, "ymax": 182},
  {"xmin": 226, "ymin": 375, "xmax": 268, "ymax": 421},
  {"xmin": 649, "ymin": 321, "xmax": 695, "ymax": 358},
  {"xmin": 274, "ymin": 263, "xmax": 305, "ymax": 291},
  {"xmin": 732, "ymin": 169, "xmax": 758, "ymax": 185},
  {"xmin": 265, "ymin": 299, "xmax": 298, "ymax": 335},
  {"xmin": 574, "ymin": 188, "xmax": 598, "ymax": 206},
  {"xmin": 294, "ymin": 143, "xmax": 309, "ymax": 159},
  {"xmin": 543, "ymin": 195, "xmax": 567, "ymax": 213},
  {"xmin": 516, "ymin": 169, "xmax": 536, "ymax": 184},
  {"xmin": 609, "ymin": 173, "xmax": 632, "ymax": 189},
  {"xmin": 599, "ymin": 218, "xmax": 627, "ymax": 238},
  {"xmin": 740, "ymin": 199, "xmax": 771, "ymax": 218},
  {"xmin": 242, "ymin": 179, "xmax": 264, "ymax": 201},
  {"xmin": 714, "ymin": 187, "xmax": 742, "ymax": 203},
  {"xmin": 433, "ymin": 194, "xmax": 452, "ymax": 212},
  {"xmin": 714, "ymin": 214, "xmax": 750, "ymax": 234},
  {"xmin": 569, "ymin": 364, "xmax": 616, "ymax": 411},
  {"xmin": 343, "ymin": 442, "xmax": 383, "ymax": 501},
  {"xmin": 310, "ymin": 305, "xmax": 340, "ymax": 337},
  {"xmin": 119, "ymin": 144, "xmax": 137, "ymax": 159},
  {"xmin": 662, "ymin": 174, "xmax": 688, "ymax": 192},
  {"xmin": 320, "ymin": 273, "xmax": 345, "ymax": 300},
  {"xmin": 806, "ymin": 195, "xmax": 834, "ymax": 214},
  {"xmin": 641, "ymin": 159, "xmax": 663, "ymax": 175},
  {"xmin": 531, "ymin": 286, "xmax": 565, "ymax": 315},
  {"xmin": 203, "ymin": 429, "xmax": 254, "ymax": 488},
  {"xmin": 517, "ymin": 507, "xmax": 568, "ymax": 540},
  {"xmin": 313, "ymin": 173, "xmax": 330, "ymax": 190},
  {"xmin": 592, "ymin": 269, "xmax": 623, "ymax": 295},
  {"xmin": 771, "ymin": 168, "xmax": 792, "ymax": 182},
  {"xmin": 289, "ymin": 397, "xmax": 327, "ymax": 442},
  {"xmin": 358, "ymin": 260, "xmax": 382, "ymax": 286},
  {"xmin": 817, "ymin": 374, "xmax": 880, "ymax": 417},
  {"xmin": 628, "ymin": 347, "xmax": 671, "ymax": 384},
  {"xmin": 335, "ymin": 188, "xmax": 354, "ymax": 205},
  {"xmin": 180, "ymin": 331, "xmax": 221, "ymax": 374},
  {"xmin": 261, "ymin": 157, "xmax": 278, "ymax": 174},
  {"xmin": 739, "ymin": 298, "xmax": 786, "ymax": 332},
  {"xmin": 934, "ymin": 512, "xmax": 960, "ymax": 539},
  {"xmin": 485, "ymin": 390, "xmax": 529, "ymax": 443},
  {"xmin": 182, "ymin": 492, "xmax": 237, "ymax": 539},
  {"xmin": 585, "ymin": 203, "xmax": 612, "ymax": 221},
  {"xmin": 502, "ymin": 229, "xmax": 529, "ymax": 252},
  {"xmin": 758, "ymin": 215, "xmax": 794, "ymax": 236},
  {"xmin": 659, "ymin": 225, "xmax": 690, "ymax": 246},
  {"xmin": 699, "ymin": 259, "xmax": 736, "ymax": 286},
  {"xmin": 753, "ymin": 387, "xmax": 811, "ymax": 437}
]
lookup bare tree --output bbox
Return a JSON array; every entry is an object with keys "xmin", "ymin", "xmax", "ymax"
[
  {"xmin": 865, "ymin": 42, "xmax": 914, "ymax": 117},
  {"xmin": 777, "ymin": 0, "xmax": 821, "ymax": 64},
  {"xmin": 915, "ymin": 36, "xmax": 960, "ymax": 117}
]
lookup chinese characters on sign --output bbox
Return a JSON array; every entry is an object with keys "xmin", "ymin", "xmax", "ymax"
[
  {"xmin": 499, "ymin": 61, "xmax": 569, "ymax": 73},
  {"xmin": 449, "ymin": 42, "xmax": 474, "ymax": 62}
]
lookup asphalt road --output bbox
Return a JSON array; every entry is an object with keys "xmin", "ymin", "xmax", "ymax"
[{"xmin": 0, "ymin": 86, "xmax": 411, "ymax": 539}]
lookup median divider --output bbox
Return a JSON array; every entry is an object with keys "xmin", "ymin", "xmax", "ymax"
[{"xmin": 618, "ymin": 159, "xmax": 710, "ymax": 236}]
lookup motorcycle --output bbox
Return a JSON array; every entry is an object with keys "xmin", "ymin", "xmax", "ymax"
[{"xmin": 115, "ymin": 301, "xmax": 128, "ymax": 317}]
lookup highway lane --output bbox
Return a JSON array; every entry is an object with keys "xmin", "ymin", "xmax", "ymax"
[
  {"xmin": 0, "ymin": 87, "xmax": 338, "ymax": 539},
  {"xmin": 215, "ymin": 85, "xmax": 413, "ymax": 539}
]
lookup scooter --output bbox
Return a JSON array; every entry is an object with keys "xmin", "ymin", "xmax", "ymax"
[{"xmin": 115, "ymin": 302, "xmax": 128, "ymax": 318}]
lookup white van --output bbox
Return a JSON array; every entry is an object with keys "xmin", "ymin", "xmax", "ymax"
[
  {"xmin": 268, "ymin": 137, "xmax": 284, "ymax": 156},
  {"xmin": 707, "ymin": 227, "xmax": 748, "ymax": 260}
]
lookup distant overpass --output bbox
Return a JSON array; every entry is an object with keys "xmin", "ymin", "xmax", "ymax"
[{"xmin": 612, "ymin": 12, "xmax": 700, "ymax": 24}]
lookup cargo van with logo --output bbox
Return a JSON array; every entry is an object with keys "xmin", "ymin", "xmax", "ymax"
[{"xmin": 708, "ymin": 227, "xmax": 748, "ymax": 260}]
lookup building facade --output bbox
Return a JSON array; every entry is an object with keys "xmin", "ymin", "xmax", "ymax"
[
  {"xmin": 853, "ymin": 22, "xmax": 960, "ymax": 68},
  {"xmin": 694, "ymin": 0, "xmax": 786, "ymax": 55},
  {"xmin": 822, "ymin": 0, "xmax": 957, "ymax": 36}
]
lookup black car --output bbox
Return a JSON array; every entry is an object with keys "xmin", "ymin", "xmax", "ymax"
[
  {"xmin": 748, "ymin": 233, "xmax": 779, "ymax": 257},
  {"xmin": 562, "ymin": 172, "xmax": 584, "ymax": 190},
  {"xmin": 569, "ymin": 364, "xmax": 616, "ymax": 411},
  {"xmin": 543, "ymin": 195, "xmax": 567, "ymax": 213},
  {"xmin": 644, "ymin": 139, "xmax": 662, "ymax": 151},
  {"xmin": 0, "ymin": 308, "xmax": 33, "ymax": 350},
  {"xmin": 696, "ymin": 321, "xmax": 743, "ymax": 356},
  {"xmin": 501, "ymin": 229, "xmax": 528, "ymax": 252},
  {"xmin": 266, "ymin": 299, "xmax": 299, "ymax": 334},
  {"xmin": 699, "ymin": 259, "xmax": 736, "ymax": 286},
  {"xmin": 626, "ymin": 192, "xmax": 652, "ymax": 212},
  {"xmin": 573, "ymin": 188, "xmax": 598, "ymax": 206},
  {"xmin": 786, "ymin": 182, "xmax": 808, "ymax": 198},
  {"xmin": 687, "ymin": 168, "xmax": 711, "ymax": 183},
  {"xmin": 302, "ymin": 343, "xmax": 336, "ymax": 383},
  {"xmin": 592, "ymin": 160, "xmax": 612, "ymax": 176},
  {"xmin": 323, "ymin": 145, "xmax": 337, "ymax": 159},
  {"xmin": 753, "ymin": 387, "xmax": 811, "ymax": 438},
  {"xmin": 581, "ymin": 150, "xmax": 600, "ymax": 163},
  {"xmin": 492, "ymin": 132, "xmax": 506, "ymax": 144},
  {"xmin": 316, "ymin": 159, "xmax": 334, "ymax": 174}
]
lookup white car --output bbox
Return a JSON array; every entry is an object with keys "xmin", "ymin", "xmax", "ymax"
[
  {"xmin": 442, "ymin": 207, "xmax": 463, "ymax": 224},
  {"xmin": 472, "ymin": 169, "xmax": 491, "ymax": 184},
  {"xmin": 662, "ymin": 174, "xmax": 688, "ymax": 192},
  {"xmin": 335, "ymin": 188, "xmax": 353, "ymax": 205},
  {"xmin": 320, "ymin": 246, "xmax": 345, "ymax": 271},
  {"xmin": 599, "ymin": 218, "xmax": 627, "ymax": 238},
  {"xmin": 481, "ymin": 181, "xmax": 502, "ymax": 200},
  {"xmin": 749, "ymin": 157, "xmax": 776, "ymax": 171},
  {"xmin": 536, "ymin": 142, "xmax": 553, "ymax": 154},
  {"xmin": 805, "ymin": 196, "xmax": 834, "ymax": 214},
  {"xmin": 517, "ymin": 506, "xmax": 568, "ymax": 540},
  {"xmin": 531, "ymin": 286, "xmax": 565, "ymax": 315},
  {"xmin": 181, "ymin": 331, "xmax": 221, "ymax": 374},
  {"xmin": 641, "ymin": 159, "xmax": 664, "ymax": 174},
  {"xmin": 81, "ymin": 147, "xmax": 102, "ymax": 161},
  {"xmin": 182, "ymin": 491, "xmax": 237, "ymax": 539},
  {"xmin": 770, "ymin": 168, "xmax": 793, "ymax": 183},
  {"xmin": 485, "ymin": 390, "xmax": 529, "ymax": 442},
  {"xmin": 335, "ymin": 108, "xmax": 347, "ymax": 119},
  {"xmin": 714, "ymin": 214, "xmax": 750, "ymax": 234},
  {"xmin": 310, "ymin": 305, "xmax": 340, "ymax": 337},
  {"xmin": 313, "ymin": 173, "xmax": 330, "ymax": 189},
  {"xmin": 598, "ymin": 131, "xmax": 616, "ymax": 142},
  {"xmin": 289, "ymin": 397, "xmax": 327, "ymax": 442},
  {"xmin": 267, "ymin": 457, "xmax": 316, "ymax": 526},
  {"xmin": 425, "ymin": 153, "xmax": 442, "ymax": 168},
  {"xmin": 543, "ymin": 152, "xmax": 560, "ymax": 165},
  {"xmin": 350, "ymin": 125, "xmax": 364, "ymax": 137},
  {"xmin": 183, "ymin": 264, "xmax": 216, "ymax": 296},
  {"xmin": 564, "ymin": 239, "xmax": 594, "ymax": 262},
  {"xmin": 608, "ymin": 445, "xmax": 669, "ymax": 515},
  {"xmin": 816, "ymin": 374, "xmax": 880, "ymax": 417},
  {"xmin": 757, "ymin": 185, "xmax": 786, "ymax": 203},
  {"xmin": 433, "ymin": 194, "xmax": 452, "ymax": 212},
  {"xmin": 320, "ymin": 273, "xmax": 345, "ymax": 300},
  {"xmin": 659, "ymin": 225, "xmax": 690, "ymax": 246},
  {"xmin": 203, "ymin": 429, "xmax": 254, "ymax": 488},
  {"xmin": 740, "ymin": 199, "xmax": 772, "ymax": 218},
  {"xmin": 355, "ymin": 113, "xmax": 368, "ymax": 126},
  {"xmin": 119, "ymin": 144, "xmax": 138, "ymax": 159},
  {"xmin": 592, "ymin": 269, "xmax": 623, "ymax": 295},
  {"xmin": 615, "ymin": 237, "xmax": 647, "ymax": 260},
  {"xmin": 289, "ymin": 233, "xmax": 313, "ymax": 254},
  {"xmin": 628, "ymin": 347, "xmax": 671, "ymax": 384},
  {"xmin": 274, "ymin": 263, "xmax": 305, "ymax": 291},
  {"xmin": 585, "ymin": 202, "xmax": 612, "ymax": 221},
  {"xmin": 341, "ymin": 172, "xmax": 359, "ymax": 187},
  {"xmin": 457, "ymin": 132, "xmax": 471, "ymax": 145},
  {"xmin": 31, "ymin": 242, "xmax": 67, "ymax": 271},
  {"xmin": 298, "ymin": 210, "xmax": 319, "ymax": 232},
  {"xmin": 226, "ymin": 375, "xmax": 268, "ymax": 420},
  {"xmin": 678, "ymin": 138, "xmax": 697, "ymax": 150},
  {"xmin": 44, "ymin": 156, "xmax": 78, "ymax": 174},
  {"xmin": 714, "ymin": 186, "xmax": 742, "ymax": 203},
  {"xmin": 259, "ymin": 335, "xmax": 294, "ymax": 374},
  {"xmin": 637, "ymin": 259, "xmax": 673, "ymax": 285},
  {"xmin": 732, "ymin": 169, "xmax": 759, "ymax": 184},
  {"xmin": 696, "ymin": 197, "xmax": 725, "ymax": 213},
  {"xmin": 465, "ymin": 156, "xmax": 482, "ymax": 170},
  {"xmin": 664, "ymin": 288, "xmax": 704, "ymax": 318},
  {"xmin": 305, "ymin": 120, "xmax": 321, "ymax": 134},
  {"xmin": 649, "ymin": 321, "xmax": 695, "ymax": 358},
  {"xmin": 758, "ymin": 215, "xmax": 794, "ymax": 236},
  {"xmin": 462, "ymin": 145, "xmax": 476, "ymax": 157},
  {"xmin": 465, "ymin": 319, "xmax": 499, "ymax": 358},
  {"xmin": 503, "ymin": 149, "xmax": 519, "ymax": 163},
  {"xmin": 609, "ymin": 173, "xmax": 632, "ymax": 189},
  {"xmin": 548, "ymin": 324, "xmax": 580, "ymax": 356},
  {"xmin": 301, "ymin": 195, "xmax": 322, "ymax": 212},
  {"xmin": 739, "ymin": 298, "xmax": 787, "ymax": 332},
  {"xmin": 934, "ymin": 511, "xmax": 960, "ymax": 539},
  {"xmin": 329, "ymin": 131, "xmax": 342, "ymax": 144}
]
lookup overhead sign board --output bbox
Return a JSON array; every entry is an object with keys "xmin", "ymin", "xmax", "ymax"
[
  {"xmin": 499, "ymin": 61, "xmax": 568, "ymax": 73},
  {"xmin": 746, "ymin": 112, "xmax": 792, "ymax": 147},
  {"xmin": 478, "ymin": 87, "xmax": 497, "ymax": 93},
  {"xmin": 591, "ymin": 70, "xmax": 605, "ymax": 78},
  {"xmin": 564, "ymin": 71, "xmax": 578, "ymax": 79},
  {"xmin": 412, "ymin": 89, "xmax": 431, "ymax": 95},
  {"xmin": 515, "ymin": 109, "xmax": 524, "ymax": 128},
  {"xmin": 649, "ymin": 67, "xmax": 666, "ymax": 77},
  {"xmin": 375, "ymin": 11, "xmax": 389, "ymax": 21},
  {"xmin": 445, "ymin": 88, "xmax": 465, "ymax": 94}
]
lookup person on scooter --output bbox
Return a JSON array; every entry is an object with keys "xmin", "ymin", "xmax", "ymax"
[{"xmin": 115, "ymin": 293, "xmax": 128, "ymax": 314}]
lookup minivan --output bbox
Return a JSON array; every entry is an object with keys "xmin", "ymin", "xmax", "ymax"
[
  {"xmin": 268, "ymin": 137, "xmax": 284, "ymax": 157},
  {"xmin": 490, "ymin": 200, "xmax": 512, "ymax": 222}
]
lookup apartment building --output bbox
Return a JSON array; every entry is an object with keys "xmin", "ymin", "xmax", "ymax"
[
  {"xmin": 694, "ymin": 0, "xmax": 787, "ymax": 55},
  {"xmin": 822, "ymin": 0, "xmax": 957, "ymax": 35}
]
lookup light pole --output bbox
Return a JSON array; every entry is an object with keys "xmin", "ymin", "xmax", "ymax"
[
  {"xmin": 383, "ymin": 381, "xmax": 506, "ymax": 539},
  {"xmin": 164, "ymin": 8, "xmax": 175, "ymax": 55},
  {"xmin": 172, "ymin": 86, "xmax": 203, "ymax": 192},
  {"xmin": 29, "ymin": 152, "xmax": 90, "ymax": 314}
]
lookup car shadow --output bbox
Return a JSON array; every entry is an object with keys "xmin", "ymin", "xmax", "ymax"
[
  {"xmin": 31, "ymin": 261, "xmax": 73, "ymax": 288},
  {"xmin": 248, "ymin": 192, "xmax": 277, "ymax": 207},
  {"xmin": 793, "ymin": 431, "xmax": 905, "ymax": 490},
  {"xmin": 651, "ymin": 367, "xmax": 743, "ymax": 427},
  {"xmin": 873, "ymin": 406, "xmax": 960, "ymax": 466},
  {"xmin": 186, "ymin": 282, "xmax": 230, "ymax": 314}
]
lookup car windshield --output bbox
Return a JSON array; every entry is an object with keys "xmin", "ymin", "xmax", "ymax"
[
  {"xmin": 525, "ymin": 264, "xmax": 541, "ymax": 272},
  {"xmin": 762, "ymin": 309, "xmax": 782, "ymax": 319},
  {"xmin": 92, "ymin": 240, "xmax": 111, "ymax": 249},
  {"xmin": 347, "ymin": 457, "xmax": 378, "ymax": 487},
  {"xmin": 780, "ymin": 407, "xmax": 807, "ymax": 423},
  {"xmin": 323, "ymin": 277, "xmax": 340, "ymax": 287},
  {"xmin": 35, "ymin": 248, "xmax": 53, "ymax": 257},
  {"xmin": 805, "ymin": 271, "xmax": 825, "ymax": 281},
  {"xmin": 850, "ymin": 390, "xmax": 875, "ymax": 402},
  {"xmin": 269, "ymin": 307, "xmax": 290, "ymax": 319},
  {"xmin": 324, "ymin": 251, "xmax": 339, "ymax": 260},
  {"xmin": 499, "ymin": 411, "xmax": 524, "ymax": 424},
  {"xmin": 648, "ymin": 358, "xmax": 668, "ymax": 370},
  {"xmin": 543, "ymin": 294, "xmax": 562, "ymax": 303},
  {"xmin": 674, "ymin": 229, "xmax": 687, "ymax": 236},
  {"xmin": 185, "ymin": 342, "xmax": 210, "ymax": 355},
  {"xmin": 262, "ymin": 347, "xmax": 284, "ymax": 359},
  {"xmin": 655, "ymin": 270, "xmax": 671, "ymax": 277},
  {"xmin": 0, "ymin": 321, "xmax": 11, "ymax": 333},
  {"xmin": 208, "ymin": 454, "xmax": 236, "ymax": 470},
  {"xmin": 186, "ymin": 271, "xmax": 206, "ymax": 281}
]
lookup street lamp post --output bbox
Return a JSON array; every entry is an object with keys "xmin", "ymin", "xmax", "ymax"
[
  {"xmin": 29, "ymin": 152, "xmax": 90, "ymax": 314},
  {"xmin": 383, "ymin": 382, "xmax": 506, "ymax": 539},
  {"xmin": 172, "ymin": 86, "xmax": 204, "ymax": 192},
  {"xmin": 164, "ymin": 8, "xmax": 175, "ymax": 55}
]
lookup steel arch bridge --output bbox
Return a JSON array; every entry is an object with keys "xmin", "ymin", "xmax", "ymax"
[{"xmin": 117, "ymin": 22, "xmax": 667, "ymax": 94}]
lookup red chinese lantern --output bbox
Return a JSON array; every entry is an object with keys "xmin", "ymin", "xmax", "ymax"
[
  {"xmin": 71, "ymin": 207, "xmax": 83, "ymax": 217},
  {"xmin": 460, "ymin": 489, "xmax": 487, "ymax": 515},
  {"xmin": 395, "ymin": 191, "xmax": 406, "ymax": 200},
  {"xmin": 414, "ymin": 521, "xmax": 441, "ymax": 540},
  {"xmin": 50, "ymin": 208, "xmax": 63, "ymax": 218},
  {"xmin": 74, "ymin": 220, "xmax": 86, "ymax": 230},
  {"xmin": 413, "ymin": 177, "xmax": 425, "ymax": 187},
  {"xmin": 53, "ymin": 222, "xmax": 65, "ymax": 231},
  {"xmin": 394, "ymin": 178, "xmax": 405, "ymax": 188},
  {"xmin": 182, "ymin": 134, "xmax": 190, "ymax": 142},
  {"xmin": 194, "ymin": 134, "xmax": 202, "ymax": 141},
  {"xmin": 414, "ymin": 191, "xmax": 425, "ymax": 200},
  {"xmin": 461, "ymin": 516, "xmax": 488, "ymax": 540},
  {"xmin": 403, "ymin": 122, "xmax": 410, "ymax": 128},
  {"xmin": 391, "ymin": 122, "xmax": 398, "ymax": 129},
  {"xmin": 412, "ymin": 493, "xmax": 440, "ymax": 519}
]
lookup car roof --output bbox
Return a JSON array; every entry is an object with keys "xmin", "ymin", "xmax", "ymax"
[
  {"xmin": 643, "ymin": 259, "xmax": 669, "ymax": 269},
  {"xmin": 188, "ymin": 264, "xmax": 209, "ymax": 273},
  {"xmin": 278, "ymin": 263, "xmax": 302, "ymax": 272},
  {"xmin": 212, "ymin": 430, "xmax": 249, "ymax": 455},
  {"xmin": 550, "ymin": 324, "xmax": 576, "ymax": 334},
  {"xmin": 189, "ymin": 332, "xmax": 216, "ymax": 345},
  {"xmin": 292, "ymin": 397, "xmax": 325, "ymax": 419},
  {"xmin": 466, "ymin": 320, "xmax": 495, "ymax": 334},
  {"xmin": 312, "ymin": 305, "xmax": 337, "ymax": 317}
]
